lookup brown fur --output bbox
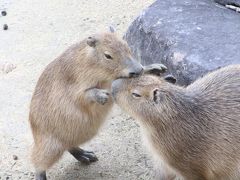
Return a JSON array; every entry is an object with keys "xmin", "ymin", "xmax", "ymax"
[
  {"xmin": 29, "ymin": 32, "xmax": 143, "ymax": 177},
  {"xmin": 112, "ymin": 65, "xmax": 240, "ymax": 180}
]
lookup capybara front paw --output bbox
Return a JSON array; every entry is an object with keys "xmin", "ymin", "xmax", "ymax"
[
  {"xmin": 95, "ymin": 89, "xmax": 110, "ymax": 105},
  {"xmin": 144, "ymin": 63, "xmax": 167, "ymax": 76}
]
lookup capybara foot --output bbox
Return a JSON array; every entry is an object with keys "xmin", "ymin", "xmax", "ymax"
[
  {"xmin": 95, "ymin": 89, "xmax": 110, "ymax": 105},
  {"xmin": 69, "ymin": 147, "xmax": 98, "ymax": 165},
  {"xmin": 35, "ymin": 171, "xmax": 47, "ymax": 180},
  {"xmin": 144, "ymin": 63, "xmax": 167, "ymax": 76},
  {"xmin": 86, "ymin": 88, "xmax": 110, "ymax": 105}
]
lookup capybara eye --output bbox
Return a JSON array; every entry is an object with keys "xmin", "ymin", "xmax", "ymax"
[
  {"xmin": 104, "ymin": 53, "xmax": 113, "ymax": 59},
  {"xmin": 132, "ymin": 92, "xmax": 141, "ymax": 98}
]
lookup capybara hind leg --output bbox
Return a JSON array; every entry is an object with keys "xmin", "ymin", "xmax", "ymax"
[
  {"xmin": 69, "ymin": 147, "xmax": 98, "ymax": 164},
  {"xmin": 31, "ymin": 139, "xmax": 64, "ymax": 180},
  {"xmin": 35, "ymin": 171, "xmax": 47, "ymax": 180}
]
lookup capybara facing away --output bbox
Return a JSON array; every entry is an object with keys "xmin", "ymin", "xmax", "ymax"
[
  {"xmin": 112, "ymin": 65, "xmax": 240, "ymax": 180},
  {"xmin": 29, "ymin": 30, "xmax": 147, "ymax": 180}
]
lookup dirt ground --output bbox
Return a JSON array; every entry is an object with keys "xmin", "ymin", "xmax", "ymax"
[{"xmin": 0, "ymin": 0, "xmax": 156, "ymax": 179}]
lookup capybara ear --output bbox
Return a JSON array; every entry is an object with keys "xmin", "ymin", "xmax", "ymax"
[
  {"xmin": 164, "ymin": 74, "xmax": 176, "ymax": 84},
  {"xmin": 87, "ymin": 36, "xmax": 97, "ymax": 47},
  {"xmin": 144, "ymin": 63, "xmax": 167, "ymax": 76},
  {"xmin": 109, "ymin": 26, "xmax": 115, "ymax": 33},
  {"xmin": 152, "ymin": 88, "xmax": 161, "ymax": 104}
]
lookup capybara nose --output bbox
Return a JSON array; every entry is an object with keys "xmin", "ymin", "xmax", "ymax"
[
  {"xmin": 129, "ymin": 67, "xmax": 144, "ymax": 78},
  {"xmin": 125, "ymin": 59, "xmax": 144, "ymax": 78}
]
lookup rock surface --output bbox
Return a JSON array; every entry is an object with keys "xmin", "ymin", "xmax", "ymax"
[{"xmin": 125, "ymin": 0, "xmax": 240, "ymax": 85}]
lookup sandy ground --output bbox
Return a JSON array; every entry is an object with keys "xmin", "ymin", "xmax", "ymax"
[{"xmin": 0, "ymin": 0, "xmax": 156, "ymax": 179}]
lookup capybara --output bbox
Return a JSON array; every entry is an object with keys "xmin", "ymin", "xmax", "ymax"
[
  {"xmin": 112, "ymin": 65, "xmax": 240, "ymax": 180},
  {"xmin": 29, "ymin": 30, "xmax": 147, "ymax": 180}
]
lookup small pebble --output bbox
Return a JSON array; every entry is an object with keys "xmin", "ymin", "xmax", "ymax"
[
  {"xmin": 13, "ymin": 155, "xmax": 18, "ymax": 160},
  {"xmin": 100, "ymin": 172, "xmax": 104, "ymax": 177},
  {"xmin": 83, "ymin": 17, "xmax": 89, "ymax": 21},
  {"xmin": 3, "ymin": 24, "xmax": 8, "ymax": 30},
  {"xmin": 1, "ymin": 11, "xmax": 7, "ymax": 16},
  {"xmin": 0, "ymin": 62, "xmax": 16, "ymax": 73}
]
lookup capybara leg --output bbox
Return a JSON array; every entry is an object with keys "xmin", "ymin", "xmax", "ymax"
[
  {"xmin": 85, "ymin": 88, "xmax": 110, "ymax": 105},
  {"xmin": 31, "ymin": 138, "xmax": 64, "ymax": 180},
  {"xmin": 35, "ymin": 171, "xmax": 47, "ymax": 180},
  {"xmin": 69, "ymin": 147, "xmax": 98, "ymax": 164}
]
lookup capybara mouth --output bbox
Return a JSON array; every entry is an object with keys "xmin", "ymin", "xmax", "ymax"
[
  {"xmin": 115, "ymin": 74, "xmax": 139, "ymax": 80},
  {"xmin": 114, "ymin": 76, "xmax": 129, "ymax": 80}
]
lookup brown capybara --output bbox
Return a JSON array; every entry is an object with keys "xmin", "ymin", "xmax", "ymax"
[
  {"xmin": 29, "ymin": 28, "xmax": 168, "ymax": 180},
  {"xmin": 112, "ymin": 65, "xmax": 240, "ymax": 180},
  {"xmin": 29, "ymin": 30, "xmax": 139, "ymax": 180}
]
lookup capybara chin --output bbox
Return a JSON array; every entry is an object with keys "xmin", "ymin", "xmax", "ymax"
[
  {"xmin": 112, "ymin": 65, "xmax": 240, "ymax": 180},
  {"xmin": 29, "ymin": 29, "xmax": 148, "ymax": 180}
]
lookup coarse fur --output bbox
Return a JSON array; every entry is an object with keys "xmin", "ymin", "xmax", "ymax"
[
  {"xmin": 29, "ymin": 31, "xmax": 145, "ymax": 179},
  {"xmin": 112, "ymin": 65, "xmax": 240, "ymax": 180}
]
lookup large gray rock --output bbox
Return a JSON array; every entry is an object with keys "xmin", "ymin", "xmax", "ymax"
[{"xmin": 125, "ymin": 0, "xmax": 240, "ymax": 85}]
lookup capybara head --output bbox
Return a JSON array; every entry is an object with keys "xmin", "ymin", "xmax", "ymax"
[
  {"xmin": 112, "ymin": 74, "xmax": 177, "ymax": 120},
  {"xmin": 85, "ymin": 31, "xmax": 143, "ymax": 79}
]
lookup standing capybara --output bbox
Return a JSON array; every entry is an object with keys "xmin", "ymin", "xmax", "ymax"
[
  {"xmin": 112, "ymin": 65, "xmax": 240, "ymax": 180},
  {"xmin": 29, "ymin": 29, "xmax": 155, "ymax": 180}
]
